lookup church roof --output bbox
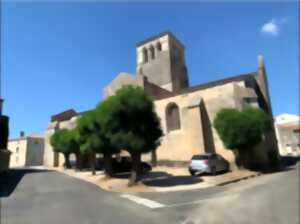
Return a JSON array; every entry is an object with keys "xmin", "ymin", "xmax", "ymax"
[
  {"xmin": 155, "ymin": 71, "xmax": 258, "ymax": 100},
  {"xmin": 51, "ymin": 109, "xmax": 77, "ymax": 122}
]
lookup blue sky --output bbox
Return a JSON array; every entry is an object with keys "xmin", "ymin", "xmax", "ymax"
[{"xmin": 1, "ymin": 2, "xmax": 299, "ymax": 138}]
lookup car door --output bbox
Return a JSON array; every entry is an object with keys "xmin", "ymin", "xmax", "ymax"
[
  {"xmin": 217, "ymin": 154, "xmax": 227, "ymax": 171},
  {"xmin": 215, "ymin": 154, "xmax": 224, "ymax": 171},
  {"xmin": 210, "ymin": 154, "xmax": 218, "ymax": 170}
]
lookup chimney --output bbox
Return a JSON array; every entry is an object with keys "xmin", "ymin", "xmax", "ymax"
[
  {"xmin": 20, "ymin": 131, "xmax": 25, "ymax": 138},
  {"xmin": 258, "ymin": 54, "xmax": 265, "ymax": 70}
]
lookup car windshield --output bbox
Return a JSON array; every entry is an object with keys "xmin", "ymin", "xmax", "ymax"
[{"xmin": 192, "ymin": 155, "xmax": 212, "ymax": 160}]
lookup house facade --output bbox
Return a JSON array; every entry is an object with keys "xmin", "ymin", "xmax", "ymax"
[
  {"xmin": 275, "ymin": 114, "xmax": 300, "ymax": 156},
  {"xmin": 8, "ymin": 132, "xmax": 44, "ymax": 167}
]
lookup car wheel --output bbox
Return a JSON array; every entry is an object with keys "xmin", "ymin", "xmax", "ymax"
[
  {"xmin": 142, "ymin": 167, "xmax": 148, "ymax": 174},
  {"xmin": 190, "ymin": 170, "xmax": 195, "ymax": 176},
  {"xmin": 211, "ymin": 167, "xmax": 216, "ymax": 176}
]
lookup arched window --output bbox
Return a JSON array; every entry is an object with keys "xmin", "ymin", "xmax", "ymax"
[
  {"xmin": 149, "ymin": 45, "xmax": 155, "ymax": 60},
  {"xmin": 143, "ymin": 48, "xmax": 148, "ymax": 63},
  {"xmin": 166, "ymin": 103, "xmax": 181, "ymax": 132},
  {"xmin": 156, "ymin": 42, "xmax": 162, "ymax": 51}
]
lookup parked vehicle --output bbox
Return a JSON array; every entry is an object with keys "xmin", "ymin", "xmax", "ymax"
[
  {"xmin": 94, "ymin": 156, "xmax": 152, "ymax": 173},
  {"xmin": 112, "ymin": 156, "xmax": 152, "ymax": 174},
  {"xmin": 188, "ymin": 153, "xmax": 229, "ymax": 176}
]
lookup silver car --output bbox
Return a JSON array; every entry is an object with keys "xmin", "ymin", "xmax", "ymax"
[{"xmin": 188, "ymin": 153, "xmax": 229, "ymax": 176}]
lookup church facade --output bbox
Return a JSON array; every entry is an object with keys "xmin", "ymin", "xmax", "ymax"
[{"xmin": 44, "ymin": 32, "xmax": 278, "ymax": 169}]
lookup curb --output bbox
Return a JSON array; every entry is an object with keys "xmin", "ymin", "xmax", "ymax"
[
  {"xmin": 216, "ymin": 173, "xmax": 261, "ymax": 186},
  {"xmin": 52, "ymin": 167, "xmax": 262, "ymax": 193}
]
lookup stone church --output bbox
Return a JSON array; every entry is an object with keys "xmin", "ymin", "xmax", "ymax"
[{"xmin": 44, "ymin": 31, "xmax": 278, "ymax": 169}]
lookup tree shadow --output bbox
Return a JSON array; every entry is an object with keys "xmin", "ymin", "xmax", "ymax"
[
  {"xmin": 280, "ymin": 156, "xmax": 300, "ymax": 167},
  {"xmin": 112, "ymin": 172, "xmax": 131, "ymax": 179},
  {"xmin": 196, "ymin": 169, "xmax": 231, "ymax": 177},
  {"xmin": 142, "ymin": 171, "xmax": 202, "ymax": 187},
  {"xmin": 0, "ymin": 168, "xmax": 52, "ymax": 198},
  {"xmin": 249, "ymin": 156, "xmax": 300, "ymax": 174}
]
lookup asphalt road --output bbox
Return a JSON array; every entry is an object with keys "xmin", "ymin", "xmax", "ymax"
[{"xmin": 0, "ymin": 166, "xmax": 298, "ymax": 224}]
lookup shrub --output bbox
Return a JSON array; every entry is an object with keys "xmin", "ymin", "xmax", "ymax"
[{"xmin": 213, "ymin": 107, "xmax": 271, "ymax": 151}]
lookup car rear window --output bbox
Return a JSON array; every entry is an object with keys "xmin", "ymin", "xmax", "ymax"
[{"xmin": 192, "ymin": 155, "xmax": 210, "ymax": 160}]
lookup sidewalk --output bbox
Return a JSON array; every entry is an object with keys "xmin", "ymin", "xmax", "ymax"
[{"xmin": 52, "ymin": 165, "xmax": 259, "ymax": 193}]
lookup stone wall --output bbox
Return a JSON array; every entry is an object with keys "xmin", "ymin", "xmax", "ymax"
[
  {"xmin": 103, "ymin": 73, "xmax": 144, "ymax": 99},
  {"xmin": 143, "ymin": 82, "xmax": 240, "ymax": 169},
  {"xmin": 142, "ymin": 74, "xmax": 278, "ymax": 170}
]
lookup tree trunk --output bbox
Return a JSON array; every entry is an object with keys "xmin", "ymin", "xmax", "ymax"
[
  {"xmin": 75, "ymin": 152, "xmax": 82, "ymax": 171},
  {"xmin": 63, "ymin": 153, "xmax": 71, "ymax": 169},
  {"xmin": 235, "ymin": 148, "xmax": 252, "ymax": 170},
  {"xmin": 103, "ymin": 153, "xmax": 113, "ymax": 178},
  {"xmin": 89, "ymin": 153, "xmax": 96, "ymax": 175},
  {"xmin": 128, "ymin": 152, "xmax": 141, "ymax": 186},
  {"xmin": 151, "ymin": 150, "xmax": 157, "ymax": 167}
]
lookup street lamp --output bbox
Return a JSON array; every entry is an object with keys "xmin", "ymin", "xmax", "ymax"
[{"xmin": 0, "ymin": 0, "xmax": 2, "ymax": 116}]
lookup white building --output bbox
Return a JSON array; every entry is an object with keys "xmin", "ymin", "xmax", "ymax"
[
  {"xmin": 8, "ymin": 132, "xmax": 45, "ymax": 167},
  {"xmin": 275, "ymin": 114, "xmax": 300, "ymax": 156}
]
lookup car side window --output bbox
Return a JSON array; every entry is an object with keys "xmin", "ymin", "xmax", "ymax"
[
  {"xmin": 211, "ymin": 154, "xmax": 218, "ymax": 160},
  {"xmin": 216, "ymin": 155, "xmax": 223, "ymax": 160}
]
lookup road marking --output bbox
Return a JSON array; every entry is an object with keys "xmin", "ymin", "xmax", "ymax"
[
  {"xmin": 121, "ymin": 194, "xmax": 166, "ymax": 209},
  {"xmin": 121, "ymin": 193, "xmax": 238, "ymax": 210},
  {"xmin": 163, "ymin": 193, "xmax": 239, "ymax": 209}
]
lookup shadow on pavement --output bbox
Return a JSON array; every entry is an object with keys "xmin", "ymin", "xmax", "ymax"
[
  {"xmin": 142, "ymin": 171, "xmax": 202, "ymax": 187},
  {"xmin": 108, "ymin": 171, "xmax": 202, "ymax": 187},
  {"xmin": 0, "ymin": 168, "xmax": 52, "ymax": 198}
]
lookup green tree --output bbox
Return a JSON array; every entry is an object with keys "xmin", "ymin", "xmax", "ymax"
[
  {"xmin": 105, "ymin": 86, "xmax": 163, "ymax": 186},
  {"xmin": 76, "ymin": 111, "xmax": 97, "ymax": 175},
  {"xmin": 213, "ymin": 107, "xmax": 271, "ymax": 167},
  {"xmin": 50, "ymin": 129, "xmax": 78, "ymax": 169},
  {"xmin": 76, "ymin": 109, "xmax": 119, "ymax": 176}
]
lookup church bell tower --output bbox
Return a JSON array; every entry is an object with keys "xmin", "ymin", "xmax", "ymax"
[{"xmin": 136, "ymin": 32, "xmax": 189, "ymax": 93}]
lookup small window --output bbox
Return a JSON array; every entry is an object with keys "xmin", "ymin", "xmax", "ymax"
[
  {"xmin": 142, "ymin": 48, "xmax": 148, "ymax": 63},
  {"xmin": 166, "ymin": 103, "xmax": 181, "ymax": 132},
  {"xmin": 243, "ymin": 97, "xmax": 257, "ymax": 107},
  {"xmin": 156, "ymin": 42, "xmax": 162, "ymax": 51},
  {"xmin": 16, "ymin": 147, "xmax": 19, "ymax": 153},
  {"xmin": 149, "ymin": 45, "xmax": 155, "ymax": 60},
  {"xmin": 243, "ymin": 97, "xmax": 257, "ymax": 104}
]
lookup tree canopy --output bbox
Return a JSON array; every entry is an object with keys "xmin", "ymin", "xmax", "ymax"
[
  {"xmin": 50, "ymin": 128, "xmax": 79, "ymax": 168},
  {"xmin": 104, "ymin": 86, "xmax": 163, "ymax": 155},
  {"xmin": 213, "ymin": 107, "xmax": 271, "ymax": 151},
  {"xmin": 50, "ymin": 128, "xmax": 78, "ymax": 155},
  {"xmin": 76, "ymin": 109, "xmax": 119, "ymax": 156},
  {"xmin": 101, "ymin": 86, "xmax": 163, "ymax": 185},
  {"xmin": 76, "ymin": 108, "xmax": 120, "ymax": 176}
]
